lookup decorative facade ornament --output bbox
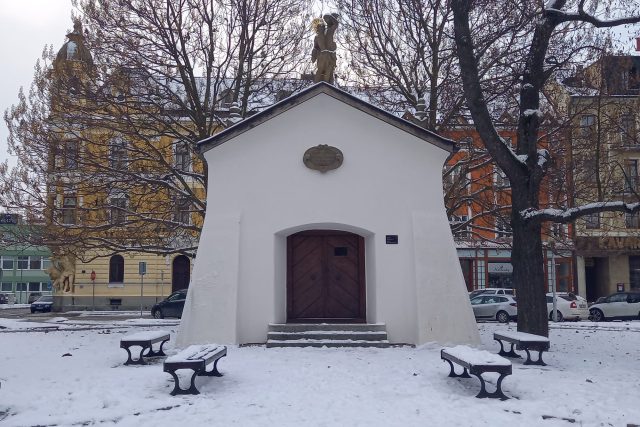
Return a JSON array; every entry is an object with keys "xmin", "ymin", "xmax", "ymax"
[
  {"xmin": 311, "ymin": 14, "xmax": 339, "ymax": 84},
  {"xmin": 303, "ymin": 144, "xmax": 343, "ymax": 172}
]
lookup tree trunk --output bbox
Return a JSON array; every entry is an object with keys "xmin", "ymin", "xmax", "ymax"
[{"xmin": 511, "ymin": 187, "xmax": 549, "ymax": 337}]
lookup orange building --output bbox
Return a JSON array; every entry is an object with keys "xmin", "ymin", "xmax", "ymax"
[{"xmin": 407, "ymin": 106, "xmax": 575, "ymax": 294}]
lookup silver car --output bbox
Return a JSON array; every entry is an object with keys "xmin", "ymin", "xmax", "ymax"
[
  {"xmin": 470, "ymin": 295, "xmax": 517, "ymax": 323},
  {"xmin": 589, "ymin": 292, "xmax": 640, "ymax": 321}
]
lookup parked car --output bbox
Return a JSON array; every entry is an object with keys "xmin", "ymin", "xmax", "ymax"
[
  {"xmin": 0, "ymin": 293, "xmax": 8, "ymax": 304},
  {"xmin": 151, "ymin": 289, "xmax": 187, "ymax": 319},
  {"xmin": 469, "ymin": 288, "xmax": 516, "ymax": 299},
  {"xmin": 469, "ymin": 294, "xmax": 517, "ymax": 323},
  {"xmin": 27, "ymin": 292, "xmax": 43, "ymax": 304},
  {"xmin": 546, "ymin": 292, "xmax": 589, "ymax": 322},
  {"xmin": 30, "ymin": 295, "xmax": 53, "ymax": 313},
  {"xmin": 589, "ymin": 292, "xmax": 640, "ymax": 321}
]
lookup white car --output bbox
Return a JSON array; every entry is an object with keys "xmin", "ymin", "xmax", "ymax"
[
  {"xmin": 468, "ymin": 288, "xmax": 515, "ymax": 299},
  {"xmin": 589, "ymin": 292, "xmax": 640, "ymax": 321},
  {"xmin": 469, "ymin": 294, "xmax": 517, "ymax": 323},
  {"xmin": 546, "ymin": 292, "xmax": 589, "ymax": 322}
]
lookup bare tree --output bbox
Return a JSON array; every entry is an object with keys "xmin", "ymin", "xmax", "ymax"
[
  {"xmin": 336, "ymin": 0, "xmax": 463, "ymax": 129},
  {"xmin": 2, "ymin": 0, "xmax": 311, "ymax": 261},
  {"xmin": 451, "ymin": 0, "xmax": 640, "ymax": 335}
]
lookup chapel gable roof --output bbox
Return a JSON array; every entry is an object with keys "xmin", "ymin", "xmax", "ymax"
[{"xmin": 198, "ymin": 82, "xmax": 457, "ymax": 154}]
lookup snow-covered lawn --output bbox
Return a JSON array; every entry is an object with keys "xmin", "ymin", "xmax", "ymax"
[{"xmin": 1, "ymin": 317, "xmax": 639, "ymax": 426}]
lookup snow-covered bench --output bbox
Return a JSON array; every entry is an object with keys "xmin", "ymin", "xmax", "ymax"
[
  {"xmin": 120, "ymin": 330, "xmax": 170, "ymax": 365},
  {"xmin": 494, "ymin": 330, "xmax": 550, "ymax": 366},
  {"xmin": 441, "ymin": 346, "xmax": 512, "ymax": 400},
  {"xmin": 163, "ymin": 345, "xmax": 227, "ymax": 395}
]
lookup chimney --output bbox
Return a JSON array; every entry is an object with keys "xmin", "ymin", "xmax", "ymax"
[{"xmin": 636, "ymin": 37, "xmax": 640, "ymax": 52}]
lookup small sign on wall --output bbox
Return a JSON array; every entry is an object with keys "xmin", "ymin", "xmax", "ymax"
[
  {"xmin": 386, "ymin": 235, "xmax": 398, "ymax": 245},
  {"xmin": 617, "ymin": 283, "xmax": 625, "ymax": 292},
  {"xmin": 139, "ymin": 262, "xmax": 147, "ymax": 276}
]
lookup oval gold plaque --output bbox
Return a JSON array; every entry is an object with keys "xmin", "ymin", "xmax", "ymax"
[{"xmin": 303, "ymin": 144, "xmax": 343, "ymax": 173}]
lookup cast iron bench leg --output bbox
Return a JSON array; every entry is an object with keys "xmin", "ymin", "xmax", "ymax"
[
  {"xmin": 523, "ymin": 348, "xmax": 547, "ymax": 366},
  {"xmin": 123, "ymin": 345, "xmax": 148, "ymax": 366},
  {"xmin": 495, "ymin": 339, "xmax": 521, "ymax": 359},
  {"xmin": 473, "ymin": 372, "xmax": 509, "ymax": 400},
  {"xmin": 199, "ymin": 354, "xmax": 226, "ymax": 377},
  {"xmin": 443, "ymin": 359, "xmax": 471, "ymax": 378},
  {"xmin": 168, "ymin": 368, "xmax": 201, "ymax": 396},
  {"xmin": 144, "ymin": 339, "xmax": 169, "ymax": 358}
]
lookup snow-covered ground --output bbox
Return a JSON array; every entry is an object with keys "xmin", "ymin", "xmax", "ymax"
[{"xmin": 1, "ymin": 317, "xmax": 639, "ymax": 427}]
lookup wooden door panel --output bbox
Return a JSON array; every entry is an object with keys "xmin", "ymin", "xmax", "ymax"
[
  {"xmin": 289, "ymin": 234, "xmax": 324, "ymax": 319},
  {"xmin": 288, "ymin": 231, "xmax": 365, "ymax": 321}
]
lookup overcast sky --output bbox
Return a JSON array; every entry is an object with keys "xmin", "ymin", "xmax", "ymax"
[
  {"xmin": 0, "ymin": 2, "xmax": 638, "ymax": 167},
  {"xmin": 0, "ymin": 0, "xmax": 74, "ymax": 166}
]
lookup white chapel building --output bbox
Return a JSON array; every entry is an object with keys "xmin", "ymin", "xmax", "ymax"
[{"xmin": 176, "ymin": 82, "xmax": 480, "ymax": 347}]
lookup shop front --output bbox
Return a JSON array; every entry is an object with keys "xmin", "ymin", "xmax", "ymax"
[
  {"xmin": 575, "ymin": 237, "xmax": 640, "ymax": 302},
  {"xmin": 457, "ymin": 246, "xmax": 575, "ymax": 294}
]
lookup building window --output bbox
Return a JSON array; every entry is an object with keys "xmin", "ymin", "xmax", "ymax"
[
  {"xmin": 110, "ymin": 137, "xmax": 128, "ymax": 169},
  {"xmin": 444, "ymin": 165, "xmax": 469, "ymax": 189},
  {"xmin": 585, "ymin": 212, "xmax": 600, "ymax": 229},
  {"xmin": 580, "ymin": 114, "xmax": 596, "ymax": 138},
  {"xmin": 1, "ymin": 282, "xmax": 12, "ymax": 292},
  {"xmin": 494, "ymin": 166, "xmax": 510, "ymax": 188},
  {"xmin": 28, "ymin": 282, "xmax": 41, "ymax": 292},
  {"xmin": 175, "ymin": 142, "xmax": 190, "ymax": 172},
  {"xmin": 42, "ymin": 258, "xmax": 51, "ymax": 270},
  {"xmin": 64, "ymin": 141, "xmax": 79, "ymax": 169},
  {"xmin": 218, "ymin": 89, "xmax": 233, "ymax": 109},
  {"xmin": 110, "ymin": 197, "xmax": 127, "ymax": 225},
  {"xmin": 626, "ymin": 212, "xmax": 640, "ymax": 229},
  {"xmin": 16, "ymin": 283, "xmax": 27, "ymax": 292},
  {"xmin": 630, "ymin": 256, "xmax": 640, "ymax": 290},
  {"xmin": 17, "ymin": 256, "xmax": 29, "ymax": 270},
  {"xmin": 109, "ymin": 255, "xmax": 124, "ymax": 283},
  {"xmin": 174, "ymin": 197, "xmax": 191, "ymax": 224},
  {"xmin": 620, "ymin": 114, "xmax": 637, "ymax": 146},
  {"xmin": 1, "ymin": 256, "xmax": 14, "ymax": 270},
  {"xmin": 29, "ymin": 257, "xmax": 42, "ymax": 270},
  {"xmin": 496, "ymin": 218, "xmax": 512, "ymax": 238},
  {"xmin": 624, "ymin": 159, "xmax": 639, "ymax": 193},
  {"xmin": 62, "ymin": 196, "xmax": 77, "ymax": 225},
  {"xmin": 449, "ymin": 214, "xmax": 470, "ymax": 238},
  {"xmin": 551, "ymin": 223, "xmax": 566, "ymax": 238}
]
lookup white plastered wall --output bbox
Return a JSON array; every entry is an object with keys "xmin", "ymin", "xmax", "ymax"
[{"xmin": 176, "ymin": 92, "xmax": 480, "ymax": 347}]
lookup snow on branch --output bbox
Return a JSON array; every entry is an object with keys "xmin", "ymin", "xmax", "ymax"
[
  {"xmin": 545, "ymin": 4, "xmax": 640, "ymax": 28},
  {"xmin": 521, "ymin": 201, "xmax": 640, "ymax": 223}
]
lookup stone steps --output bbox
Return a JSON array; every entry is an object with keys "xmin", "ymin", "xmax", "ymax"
[{"xmin": 266, "ymin": 323, "xmax": 389, "ymax": 348}]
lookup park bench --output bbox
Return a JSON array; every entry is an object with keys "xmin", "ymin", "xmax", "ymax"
[
  {"xmin": 163, "ymin": 344, "xmax": 227, "ymax": 395},
  {"xmin": 120, "ymin": 330, "xmax": 170, "ymax": 365},
  {"xmin": 493, "ymin": 330, "xmax": 550, "ymax": 366},
  {"xmin": 441, "ymin": 346, "xmax": 512, "ymax": 400}
]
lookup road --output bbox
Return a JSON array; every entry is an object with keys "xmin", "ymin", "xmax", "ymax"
[{"xmin": 0, "ymin": 307, "xmax": 157, "ymax": 322}]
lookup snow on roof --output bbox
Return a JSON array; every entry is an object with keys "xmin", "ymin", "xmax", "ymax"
[{"xmin": 197, "ymin": 82, "xmax": 457, "ymax": 154}]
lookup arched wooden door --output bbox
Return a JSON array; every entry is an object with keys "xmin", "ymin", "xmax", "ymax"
[
  {"xmin": 172, "ymin": 255, "xmax": 190, "ymax": 292},
  {"xmin": 287, "ymin": 230, "xmax": 366, "ymax": 322}
]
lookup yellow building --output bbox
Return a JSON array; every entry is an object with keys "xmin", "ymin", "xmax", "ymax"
[
  {"xmin": 48, "ymin": 22, "xmax": 206, "ymax": 311},
  {"xmin": 566, "ymin": 55, "xmax": 640, "ymax": 301}
]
